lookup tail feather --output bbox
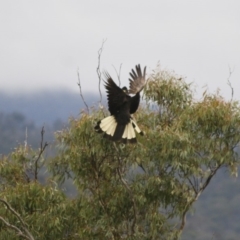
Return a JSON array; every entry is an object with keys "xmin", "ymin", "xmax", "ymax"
[
  {"xmin": 100, "ymin": 116, "xmax": 116, "ymax": 131},
  {"xmin": 128, "ymin": 122, "xmax": 136, "ymax": 140},
  {"xmin": 131, "ymin": 119, "xmax": 144, "ymax": 135},
  {"xmin": 95, "ymin": 116, "xmax": 143, "ymax": 143},
  {"xmin": 106, "ymin": 121, "xmax": 117, "ymax": 136},
  {"xmin": 122, "ymin": 123, "xmax": 129, "ymax": 139},
  {"xmin": 100, "ymin": 116, "xmax": 117, "ymax": 136}
]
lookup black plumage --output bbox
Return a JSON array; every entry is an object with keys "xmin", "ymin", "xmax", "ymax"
[{"xmin": 95, "ymin": 64, "xmax": 146, "ymax": 143}]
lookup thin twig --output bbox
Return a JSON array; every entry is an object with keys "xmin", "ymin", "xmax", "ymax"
[
  {"xmin": 113, "ymin": 143, "xmax": 137, "ymax": 236},
  {"xmin": 227, "ymin": 66, "xmax": 234, "ymax": 101},
  {"xmin": 34, "ymin": 127, "xmax": 48, "ymax": 181},
  {"xmin": 186, "ymin": 177, "xmax": 197, "ymax": 194},
  {"xmin": 77, "ymin": 69, "xmax": 89, "ymax": 114},
  {"xmin": 112, "ymin": 63, "xmax": 122, "ymax": 87},
  {"xmin": 96, "ymin": 39, "xmax": 107, "ymax": 106},
  {"xmin": 0, "ymin": 199, "xmax": 35, "ymax": 240}
]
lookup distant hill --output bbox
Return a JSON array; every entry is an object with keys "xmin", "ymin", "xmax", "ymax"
[
  {"xmin": 0, "ymin": 90, "xmax": 100, "ymax": 154},
  {"xmin": 0, "ymin": 90, "xmax": 100, "ymax": 125}
]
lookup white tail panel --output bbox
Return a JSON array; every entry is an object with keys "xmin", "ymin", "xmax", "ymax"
[
  {"xmin": 97, "ymin": 116, "xmax": 143, "ymax": 142},
  {"xmin": 122, "ymin": 122, "xmax": 136, "ymax": 140},
  {"xmin": 122, "ymin": 123, "xmax": 128, "ymax": 139},
  {"xmin": 106, "ymin": 121, "xmax": 117, "ymax": 136},
  {"xmin": 100, "ymin": 116, "xmax": 117, "ymax": 136}
]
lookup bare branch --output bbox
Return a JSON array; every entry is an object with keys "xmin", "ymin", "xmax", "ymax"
[
  {"xmin": 179, "ymin": 207, "xmax": 188, "ymax": 231},
  {"xmin": 227, "ymin": 66, "xmax": 235, "ymax": 101},
  {"xmin": 0, "ymin": 216, "xmax": 28, "ymax": 239},
  {"xmin": 179, "ymin": 164, "xmax": 222, "ymax": 233},
  {"xmin": 34, "ymin": 127, "xmax": 48, "ymax": 181},
  {"xmin": 198, "ymin": 164, "xmax": 222, "ymax": 195},
  {"xmin": 112, "ymin": 63, "xmax": 122, "ymax": 87},
  {"xmin": 96, "ymin": 39, "xmax": 107, "ymax": 106},
  {"xmin": 77, "ymin": 69, "xmax": 89, "ymax": 114},
  {"xmin": 0, "ymin": 199, "xmax": 35, "ymax": 240}
]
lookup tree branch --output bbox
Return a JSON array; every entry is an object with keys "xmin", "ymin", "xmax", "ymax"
[
  {"xmin": 198, "ymin": 164, "xmax": 222, "ymax": 195},
  {"xmin": 34, "ymin": 127, "xmax": 48, "ymax": 181},
  {"xmin": 0, "ymin": 199, "xmax": 35, "ymax": 240},
  {"xmin": 96, "ymin": 39, "xmax": 107, "ymax": 106},
  {"xmin": 77, "ymin": 69, "xmax": 89, "ymax": 114},
  {"xmin": 227, "ymin": 66, "xmax": 234, "ymax": 101},
  {"xmin": 112, "ymin": 63, "xmax": 122, "ymax": 87},
  {"xmin": 186, "ymin": 176, "xmax": 197, "ymax": 194},
  {"xmin": 179, "ymin": 164, "xmax": 222, "ymax": 232},
  {"xmin": 0, "ymin": 216, "xmax": 28, "ymax": 239}
]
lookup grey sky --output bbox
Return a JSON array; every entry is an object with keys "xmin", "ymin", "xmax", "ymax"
[{"xmin": 1, "ymin": 1, "xmax": 239, "ymax": 100}]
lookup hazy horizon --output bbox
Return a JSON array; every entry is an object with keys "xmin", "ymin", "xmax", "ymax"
[{"xmin": 1, "ymin": 1, "xmax": 239, "ymax": 100}]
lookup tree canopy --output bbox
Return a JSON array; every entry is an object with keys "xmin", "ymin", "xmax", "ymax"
[{"xmin": 1, "ymin": 66, "xmax": 240, "ymax": 239}]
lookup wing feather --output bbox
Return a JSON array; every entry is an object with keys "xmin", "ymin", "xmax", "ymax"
[
  {"xmin": 103, "ymin": 71, "xmax": 127, "ymax": 115},
  {"xmin": 128, "ymin": 64, "xmax": 146, "ymax": 94}
]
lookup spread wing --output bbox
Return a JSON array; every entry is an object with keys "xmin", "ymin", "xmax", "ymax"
[
  {"xmin": 103, "ymin": 71, "xmax": 128, "ymax": 115},
  {"xmin": 128, "ymin": 64, "xmax": 146, "ymax": 94}
]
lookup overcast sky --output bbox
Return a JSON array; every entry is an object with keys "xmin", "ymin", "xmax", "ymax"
[{"xmin": 1, "ymin": 1, "xmax": 239, "ymax": 100}]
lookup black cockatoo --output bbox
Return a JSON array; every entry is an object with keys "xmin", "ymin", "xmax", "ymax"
[{"xmin": 95, "ymin": 64, "xmax": 146, "ymax": 143}]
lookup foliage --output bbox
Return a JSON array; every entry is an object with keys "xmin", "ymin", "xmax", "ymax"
[{"xmin": 1, "ymin": 66, "xmax": 240, "ymax": 239}]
